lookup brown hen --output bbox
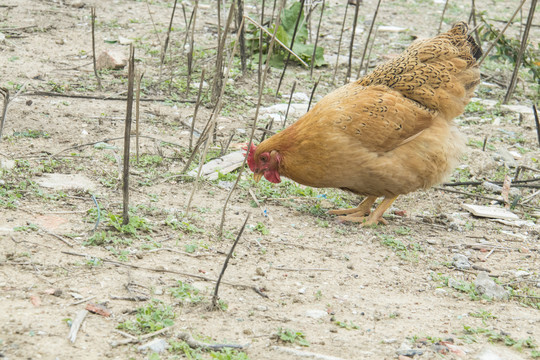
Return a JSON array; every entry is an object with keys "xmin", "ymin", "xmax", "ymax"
[{"xmin": 247, "ymin": 22, "xmax": 482, "ymax": 226}]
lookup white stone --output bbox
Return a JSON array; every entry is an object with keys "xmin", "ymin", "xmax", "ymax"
[
  {"xmin": 462, "ymin": 204, "xmax": 519, "ymax": 221},
  {"xmin": 501, "ymin": 104, "xmax": 534, "ymax": 115},
  {"xmin": 305, "ymin": 309, "xmax": 327, "ymax": 319},
  {"xmin": 118, "ymin": 36, "xmax": 133, "ymax": 45},
  {"xmin": 96, "ymin": 49, "xmax": 128, "ymax": 70},
  {"xmin": 187, "ymin": 150, "xmax": 245, "ymax": 181},
  {"xmin": 35, "ymin": 173, "xmax": 97, "ymax": 192},
  {"xmin": 378, "ymin": 25, "xmax": 408, "ymax": 32},
  {"xmin": 0, "ymin": 159, "xmax": 15, "ymax": 170},
  {"xmin": 138, "ymin": 338, "xmax": 169, "ymax": 353}
]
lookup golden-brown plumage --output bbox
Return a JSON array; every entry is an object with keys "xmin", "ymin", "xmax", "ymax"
[{"xmin": 247, "ymin": 22, "xmax": 482, "ymax": 226}]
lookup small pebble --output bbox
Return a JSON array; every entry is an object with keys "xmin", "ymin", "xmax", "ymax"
[
  {"xmin": 396, "ymin": 349, "xmax": 424, "ymax": 356},
  {"xmin": 452, "ymin": 254, "xmax": 471, "ymax": 270},
  {"xmin": 138, "ymin": 338, "xmax": 168, "ymax": 353},
  {"xmin": 305, "ymin": 309, "xmax": 327, "ymax": 319},
  {"xmin": 154, "ymin": 287, "xmax": 163, "ymax": 295}
]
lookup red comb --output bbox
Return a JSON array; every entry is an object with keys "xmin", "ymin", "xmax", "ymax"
[{"xmin": 243, "ymin": 143, "xmax": 256, "ymax": 172}]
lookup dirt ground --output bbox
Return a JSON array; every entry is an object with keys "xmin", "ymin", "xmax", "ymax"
[{"xmin": 1, "ymin": 0, "xmax": 539, "ymax": 359}]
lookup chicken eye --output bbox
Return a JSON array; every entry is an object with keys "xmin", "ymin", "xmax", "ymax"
[{"xmin": 260, "ymin": 154, "xmax": 268, "ymax": 162}]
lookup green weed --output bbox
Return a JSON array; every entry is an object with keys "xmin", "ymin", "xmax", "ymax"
[
  {"xmin": 169, "ymin": 281, "xmax": 204, "ymax": 305},
  {"xmin": 378, "ymin": 234, "xmax": 423, "ymax": 262},
  {"xmin": 275, "ymin": 328, "xmax": 309, "ymax": 347},
  {"xmin": 117, "ymin": 299, "xmax": 175, "ymax": 335},
  {"xmin": 334, "ymin": 320, "xmax": 360, "ymax": 330}
]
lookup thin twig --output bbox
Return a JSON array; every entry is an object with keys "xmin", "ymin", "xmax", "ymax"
[
  {"xmin": 434, "ymin": 186, "xmax": 503, "ymax": 202},
  {"xmin": 69, "ymin": 296, "xmax": 97, "ymax": 306},
  {"xmin": 0, "ymin": 87, "xmax": 9, "ymax": 141},
  {"xmin": 272, "ymin": 266, "xmax": 334, "ymax": 272},
  {"xmin": 160, "ymin": 0, "xmax": 178, "ymax": 67},
  {"xmin": 178, "ymin": 332, "xmax": 248, "ymax": 350},
  {"xmin": 346, "ymin": 0, "xmax": 361, "ymax": 82},
  {"xmin": 442, "ymin": 178, "xmax": 539, "ymax": 187},
  {"xmin": 40, "ymin": 227, "xmax": 74, "ymax": 247},
  {"xmin": 437, "ymin": 0, "xmax": 450, "ymax": 34},
  {"xmin": 363, "ymin": 26, "xmax": 378, "ymax": 74},
  {"xmin": 185, "ymin": 122, "xmax": 215, "ymax": 215},
  {"xmin": 122, "ymin": 45, "xmax": 135, "ymax": 225},
  {"xmin": 332, "ymin": 2, "xmax": 349, "ymax": 84},
  {"xmin": 110, "ymin": 295, "xmax": 150, "ymax": 301},
  {"xmin": 111, "ymin": 327, "xmax": 173, "ymax": 347},
  {"xmin": 273, "ymin": 346, "xmax": 348, "ymax": 360},
  {"xmin": 68, "ymin": 310, "xmax": 88, "ymax": 343},
  {"xmin": 484, "ymin": 246, "xmax": 497, "ymax": 260},
  {"xmin": 0, "ymin": 25, "xmax": 35, "ymax": 31},
  {"xmin": 90, "ymin": 194, "xmax": 101, "ymax": 233},
  {"xmin": 503, "ymin": 0, "xmax": 537, "ymax": 103},
  {"xmin": 211, "ymin": 1, "xmax": 236, "ymax": 105},
  {"xmin": 113, "ymin": 329, "xmax": 138, "ymax": 340},
  {"xmin": 190, "ymin": 69, "xmax": 205, "ymax": 151},
  {"xmin": 185, "ymin": 1, "xmax": 198, "ymax": 95},
  {"xmin": 521, "ymin": 189, "xmax": 540, "ymax": 204},
  {"xmin": 181, "ymin": 117, "xmax": 214, "ymax": 174},
  {"xmin": 135, "ymin": 71, "xmax": 144, "ymax": 164},
  {"xmin": 183, "ymin": 0, "xmax": 198, "ymax": 49},
  {"xmin": 257, "ymin": 0, "xmax": 266, "ymax": 91},
  {"xmin": 146, "ymin": 0, "xmax": 161, "ymax": 46},
  {"xmin": 283, "ymin": 80, "xmax": 296, "ymax": 129},
  {"xmin": 91, "ymin": 7, "xmax": 102, "ymax": 90},
  {"xmin": 310, "ymin": 0, "xmax": 325, "ymax": 79},
  {"xmin": 248, "ymin": 189, "xmax": 272, "ymax": 220},
  {"xmin": 357, "ymin": 0, "xmax": 382, "ymax": 78},
  {"xmin": 148, "ymin": 247, "xmax": 215, "ymax": 258},
  {"xmin": 276, "ymin": 0, "xmax": 306, "ymax": 96},
  {"xmin": 237, "ymin": 0, "xmax": 247, "ymax": 73},
  {"xmin": 212, "ymin": 213, "xmax": 250, "ymax": 308},
  {"xmin": 307, "ymin": 76, "xmax": 320, "ymax": 112},
  {"xmin": 533, "ymin": 104, "xmax": 540, "ymax": 147}
]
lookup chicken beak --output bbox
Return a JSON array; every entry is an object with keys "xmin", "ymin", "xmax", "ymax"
[{"xmin": 253, "ymin": 172, "xmax": 263, "ymax": 183}]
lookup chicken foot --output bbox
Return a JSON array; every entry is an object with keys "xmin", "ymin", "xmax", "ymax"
[
  {"xmin": 360, "ymin": 196, "xmax": 398, "ymax": 226},
  {"xmin": 333, "ymin": 196, "xmax": 398, "ymax": 226},
  {"xmin": 328, "ymin": 196, "xmax": 377, "ymax": 221}
]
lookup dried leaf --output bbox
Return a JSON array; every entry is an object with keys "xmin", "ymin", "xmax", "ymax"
[
  {"xmin": 501, "ymin": 174, "xmax": 511, "ymax": 208},
  {"xmin": 85, "ymin": 303, "xmax": 111, "ymax": 317}
]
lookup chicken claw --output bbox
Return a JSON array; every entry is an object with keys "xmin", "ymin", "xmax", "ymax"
[
  {"xmin": 328, "ymin": 196, "xmax": 377, "ymax": 217},
  {"xmin": 334, "ymin": 196, "xmax": 397, "ymax": 227}
]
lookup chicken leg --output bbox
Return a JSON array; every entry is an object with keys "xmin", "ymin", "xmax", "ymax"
[
  {"xmin": 332, "ymin": 196, "xmax": 397, "ymax": 226},
  {"xmin": 328, "ymin": 196, "xmax": 377, "ymax": 222},
  {"xmin": 360, "ymin": 196, "xmax": 398, "ymax": 226}
]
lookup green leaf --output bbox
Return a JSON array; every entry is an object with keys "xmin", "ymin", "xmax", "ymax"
[
  {"xmin": 274, "ymin": 25, "xmax": 289, "ymax": 47},
  {"xmin": 246, "ymin": 1, "xmax": 326, "ymax": 68},
  {"xmin": 292, "ymin": 43, "xmax": 327, "ymax": 67},
  {"xmin": 280, "ymin": 2, "xmax": 308, "ymax": 44}
]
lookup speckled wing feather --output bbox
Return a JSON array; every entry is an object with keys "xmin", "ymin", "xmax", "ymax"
[
  {"xmin": 304, "ymin": 84, "xmax": 434, "ymax": 153},
  {"xmin": 358, "ymin": 21, "xmax": 481, "ymax": 119},
  {"xmin": 298, "ymin": 22, "xmax": 482, "ymax": 154}
]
